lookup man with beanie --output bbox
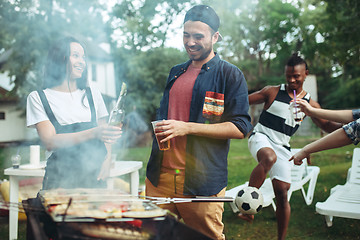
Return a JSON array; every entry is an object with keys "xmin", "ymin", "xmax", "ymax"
[{"xmin": 145, "ymin": 5, "xmax": 252, "ymax": 239}]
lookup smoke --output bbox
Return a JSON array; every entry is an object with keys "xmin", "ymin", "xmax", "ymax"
[
  {"xmin": 0, "ymin": 0, "xmax": 160, "ymax": 191},
  {"xmin": 116, "ymin": 107, "xmax": 150, "ymax": 149}
]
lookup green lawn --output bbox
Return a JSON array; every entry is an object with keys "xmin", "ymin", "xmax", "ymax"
[
  {"xmin": 224, "ymin": 137, "xmax": 360, "ymax": 240},
  {"xmin": 0, "ymin": 136, "xmax": 359, "ymax": 239}
]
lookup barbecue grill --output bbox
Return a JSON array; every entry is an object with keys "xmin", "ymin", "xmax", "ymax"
[{"xmin": 23, "ymin": 193, "xmax": 215, "ymax": 240}]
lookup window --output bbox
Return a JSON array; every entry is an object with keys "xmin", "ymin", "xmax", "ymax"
[
  {"xmin": 0, "ymin": 112, "xmax": 5, "ymax": 120},
  {"xmin": 92, "ymin": 64, "xmax": 97, "ymax": 82}
]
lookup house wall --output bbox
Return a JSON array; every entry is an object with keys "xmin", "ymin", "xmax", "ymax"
[
  {"xmin": 303, "ymin": 75, "xmax": 317, "ymax": 102},
  {"xmin": 88, "ymin": 61, "xmax": 116, "ymax": 98},
  {"xmin": 294, "ymin": 74, "xmax": 320, "ymax": 136},
  {"xmin": 0, "ymin": 103, "xmax": 27, "ymax": 142},
  {"xmin": 0, "ymin": 71, "xmax": 14, "ymax": 91}
]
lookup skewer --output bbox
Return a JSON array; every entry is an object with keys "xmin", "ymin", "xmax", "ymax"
[
  {"xmin": 62, "ymin": 197, "xmax": 72, "ymax": 222},
  {"xmin": 140, "ymin": 195, "xmax": 234, "ymax": 204},
  {"xmin": 0, "ymin": 194, "xmax": 235, "ymax": 218}
]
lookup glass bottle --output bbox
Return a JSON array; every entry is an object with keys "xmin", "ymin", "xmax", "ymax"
[{"xmin": 108, "ymin": 82, "xmax": 127, "ymax": 127}]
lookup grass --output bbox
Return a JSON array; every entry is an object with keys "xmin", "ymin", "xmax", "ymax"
[
  {"xmin": 0, "ymin": 136, "xmax": 359, "ymax": 239},
  {"xmin": 224, "ymin": 137, "xmax": 360, "ymax": 240}
]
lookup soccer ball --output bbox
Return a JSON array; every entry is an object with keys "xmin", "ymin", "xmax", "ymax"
[{"xmin": 235, "ymin": 186, "xmax": 264, "ymax": 215}]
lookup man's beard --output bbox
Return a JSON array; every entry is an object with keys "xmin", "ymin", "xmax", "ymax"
[{"xmin": 188, "ymin": 46, "xmax": 212, "ymax": 62}]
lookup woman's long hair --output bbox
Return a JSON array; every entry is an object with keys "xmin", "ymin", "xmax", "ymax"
[{"xmin": 43, "ymin": 36, "xmax": 88, "ymax": 90}]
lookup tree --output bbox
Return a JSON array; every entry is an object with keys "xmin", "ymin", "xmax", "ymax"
[
  {"xmin": 2, "ymin": 0, "xmax": 358, "ymax": 118},
  {"xmin": 316, "ymin": 0, "xmax": 360, "ymax": 109},
  {"xmin": 110, "ymin": 0, "xmax": 193, "ymax": 51},
  {"xmin": 298, "ymin": 0, "xmax": 360, "ymax": 108},
  {"xmin": 108, "ymin": 0, "xmax": 193, "ymax": 122},
  {"xmin": 0, "ymin": 0, "xmax": 108, "ymax": 106},
  {"xmin": 205, "ymin": 0, "xmax": 300, "ymax": 90},
  {"xmin": 204, "ymin": 0, "xmax": 359, "ymax": 109},
  {"xmin": 113, "ymin": 47, "xmax": 187, "ymax": 122}
]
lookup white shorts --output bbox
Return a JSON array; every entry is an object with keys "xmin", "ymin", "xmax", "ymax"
[{"xmin": 248, "ymin": 132, "xmax": 294, "ymax": 183}]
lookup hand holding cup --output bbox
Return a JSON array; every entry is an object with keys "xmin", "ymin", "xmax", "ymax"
[
  {"xmin": 152, "ymin": 120, "xmax": 170, "ymax": 151},
  {"xmin": 290, "ymin": 102, "xmax": 305, "ymax": 122}
]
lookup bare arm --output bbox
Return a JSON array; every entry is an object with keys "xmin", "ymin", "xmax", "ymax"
[
  {"xmin": 304, "ymin": 99, "xmax": 343, "ymax": 133},
  {"xmin": 296, "ymin": 98, "xmax": 353, "ymax": 123},
  {"xmin": 289, "ymin": 128, "xmax": 352, "ymax": 165},
  {"xmin": 248, "ymin": 86, "xmax": 274, "ymax": 105},
  {"xmin": 154, "ymin": 120, "xmax": 245, "ymax": 143},
  {"xmin": 36, "ymin": 120, "xmax": 122, "ymax": 151},
  {"xmin": 97, "ymin": 142, "xmax": 113, "ymax": 180}
]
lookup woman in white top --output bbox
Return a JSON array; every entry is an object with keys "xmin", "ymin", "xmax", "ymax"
[{"xmin": 26, "ymin": 36, "xmax": 122, "ymax": 189}]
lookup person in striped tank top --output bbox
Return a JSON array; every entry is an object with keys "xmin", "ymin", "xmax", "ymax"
[{"xmin": 238, "ymin": 53, "xmax": 342, "ymax": 240}]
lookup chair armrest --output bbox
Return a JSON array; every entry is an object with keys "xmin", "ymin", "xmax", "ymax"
[
  {"xmin": 347, "ymin": 168, "xmax": 351, "ymax": 182},
  {"xmin": 330, "ymin": 184, "xmax": 345, "ymax": 195}
]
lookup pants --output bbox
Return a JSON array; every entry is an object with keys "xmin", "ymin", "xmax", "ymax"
[{"xmin": 145, "ymin": 172, "xmax": 226, "ymax": 240}]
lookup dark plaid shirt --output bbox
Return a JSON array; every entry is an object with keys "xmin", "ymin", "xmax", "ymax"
[{"xmin": 343, "ymin": 109, "xmax": 360, "ymax": 145}]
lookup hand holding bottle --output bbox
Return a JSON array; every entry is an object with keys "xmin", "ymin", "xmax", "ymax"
[
  {"xmin": 108, "ymin": 109, "xmax": 125, "ymax": 128},
  {"xmin": 94, "ymin": 124, "xmax": 122, "ymax": 144}
]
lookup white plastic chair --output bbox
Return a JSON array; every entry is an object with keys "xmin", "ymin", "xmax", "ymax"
[
  {"xmin": 315, "ymin": 148, "xmax": 360, "ymax": 227},
  {"xmin": 288, "ymin": 149, "xmax": 320, "ymax": 206},
  {"xmin": 225, "ymin": 148, "xmax": 320, "ymax": 212}
]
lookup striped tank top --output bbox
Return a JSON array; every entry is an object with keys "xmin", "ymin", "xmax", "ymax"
[{"xmin": 253, "ymin": 84, "xmax": 310, "ymax": 147}]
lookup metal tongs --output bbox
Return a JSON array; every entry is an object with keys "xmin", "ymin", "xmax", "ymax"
[{"xmin": 140, "ymin": 195, "xmax": 234, "ymax": 205}]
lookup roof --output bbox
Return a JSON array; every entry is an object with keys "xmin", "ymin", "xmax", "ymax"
[
  {"xmin": 82, "ymin": 39, "xmax": 113, "ymax": 62},
  {"xmin": 0, "ymin": 87, "xmax": 18, "ymax": 103}
]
